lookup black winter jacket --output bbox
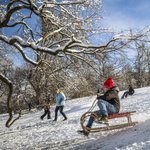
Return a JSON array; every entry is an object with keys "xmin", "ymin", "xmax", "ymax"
[
  {"xmin": 129, "ymin": 86, "xmax": 135, "ymax": 95},
  {"xmin": 97, "ymin": 86, "xmax": 120, "ymax": 114}
]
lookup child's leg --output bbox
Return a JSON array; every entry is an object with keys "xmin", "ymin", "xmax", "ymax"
[
  {"xmin": 97, "ymin": 99, "xmax": 115, "ymax": 116},
  {"xmin": 86, "ymin": 110, "xmax": 101, "ymax": 128}
]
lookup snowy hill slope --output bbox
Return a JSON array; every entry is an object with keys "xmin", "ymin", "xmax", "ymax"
[{"xmin": 0, "ymin": 86, "xmax": 150, "ymax": 150}]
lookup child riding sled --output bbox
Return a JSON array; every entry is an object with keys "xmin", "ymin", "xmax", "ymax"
[{"xmin": 78, "ymin": 78, "xmax": 120, "ymax": 136}]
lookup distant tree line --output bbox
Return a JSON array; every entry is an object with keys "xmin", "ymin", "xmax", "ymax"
[{"xmin": 1, "ymin": 40, "xmax": 150, "ymax": 115}]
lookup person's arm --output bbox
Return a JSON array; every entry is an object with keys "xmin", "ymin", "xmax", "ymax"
[
  {"xmin": 59, "ymin": 92, "xmax": 65, "ymax": 104},
  {"xmin": 59, "ymin": 98, "xmax": 62, "ymax": 104},
  {"xmin": 97, "ymin": 94, "xmax": 105, "ymax": 100},
  {"xmin": 98, "ymin": 90, "xmax": 118, "ymax": 101},
  {"xmin": 132, "ymin": 89, "xmax": 135, "ymax": 94}
]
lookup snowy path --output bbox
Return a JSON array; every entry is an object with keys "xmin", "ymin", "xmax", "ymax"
[{"xmin": 1, "ymin": 87, "xmax": 150, "ymax": 150}]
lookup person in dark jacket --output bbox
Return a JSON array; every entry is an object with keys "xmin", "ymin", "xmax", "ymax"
[
  {"xmin": 53, "ymin": 88, "xmax": 67, "ymax": 121},
  {"xmin": 25, "ymin": 100, "xmax": 32, "ymax": 111},
  {"xmin": 79, "ymin": 78, "xmax": 120, "ymax": 136},
  {"xmin": 40, "ymin": 97, "xmax": 51, "ymax": 120},
  {"xmin": 121, "ymin": 85, "xmax": 135, "ymax": 99}
]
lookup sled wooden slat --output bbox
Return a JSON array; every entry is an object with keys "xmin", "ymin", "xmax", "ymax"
[
  {"xmin": 83, "ymin": 121, "xmax": 138, "ymax": 133},
  {"xmin": 108, "ymin": 111, "xmax": 136, "ymax": 119}
]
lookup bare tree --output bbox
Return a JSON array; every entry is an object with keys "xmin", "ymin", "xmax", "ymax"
[
  {"xmin": 120, "ymin": 62, "xmax": 135, "ymax": 89},
  {"xmin": 142, "ymin": 43, "xmax": 150, "ymax": 86},
  {"xmin": 132, "ymin": 43, "xmax": 147, "ymax": 88}
]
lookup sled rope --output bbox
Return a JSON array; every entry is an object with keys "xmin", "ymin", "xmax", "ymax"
[{"xmin": 88, "ymin": 98, "xmax": 98, "ymax": 112}]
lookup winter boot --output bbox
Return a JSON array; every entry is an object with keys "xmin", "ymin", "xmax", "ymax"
[
  {"xmin": 53, "ymin": 116, "xmax": 57, "ymax": 121},
  {"xmin": 78, "ymin": 130, "xmax": 89, "ymax": 137},
  {"xmin": 121, "ymin": 95, "xmax": 124, "ymax": 99},
  {"xmin": 99, "ymin": 115, "xmax": 108, "ymax": 124},
  {"xmin": 53, "ymin": 119, "xmax": 57, "ymax": 121},
  {"xmin": 63, "ymin": 116, "xmax": 67, "ymax": 121}
]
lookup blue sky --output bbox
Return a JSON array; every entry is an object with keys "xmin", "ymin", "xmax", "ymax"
[
  {"xmin": 96, "ymin": 0, "xmax": 150, "ymax": 59},
  {"xmin": 102, "ymin": 0, "xmax": 150, "ymax": 32}
]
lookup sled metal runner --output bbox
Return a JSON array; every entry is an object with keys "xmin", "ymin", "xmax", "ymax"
[{"xmin": 80, "ymin": 111, "xmax": 138, "ymax": 133}]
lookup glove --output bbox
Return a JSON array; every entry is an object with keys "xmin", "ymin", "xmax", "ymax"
[
  {"xmin": 97, "ymin": 96, "xmax": 100, "ymax": 99},
  {"xmin": 97, "ymin": 88, "xmax": 100, "ymax": 96}
]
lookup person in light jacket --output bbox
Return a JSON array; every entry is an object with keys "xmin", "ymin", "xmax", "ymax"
[{"xmin": 53, "ymin": 88, "xmax": 67, "ymax": 121}]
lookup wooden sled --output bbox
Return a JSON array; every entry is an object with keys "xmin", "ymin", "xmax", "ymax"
[{"xmin": 80, "ymin": 111, "xmax": 138, "ymax": 133}]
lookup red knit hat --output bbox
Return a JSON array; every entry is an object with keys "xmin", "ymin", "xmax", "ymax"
[{"xmin": 103, "ymin": 78, "xmax": 113, "ymax": 88}]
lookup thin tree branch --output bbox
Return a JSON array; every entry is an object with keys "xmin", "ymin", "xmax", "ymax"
[{"xmin": 0, "ymin": 73, "xmax": 22, "ymax": 128}]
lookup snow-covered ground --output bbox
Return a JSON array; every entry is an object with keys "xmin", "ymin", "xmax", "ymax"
[{"xmin": 1, "ymin": 86, "xmax": 150, "ymax": 150}]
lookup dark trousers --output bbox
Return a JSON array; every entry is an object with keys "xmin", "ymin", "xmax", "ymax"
[
  {"xmin": 54, "ymin": 106, "xmax": 67, "ymax": 120},
  {"xmin": 41, "ymin": 110, "xmax": 51, "ymax": 119},
  {"xmin": 122, "ymin": 91, "xmax": 132, "ymax": 98},
  {"xmin": 28, "ymin": 104, "xmax": 31, "ymax": 111}
]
